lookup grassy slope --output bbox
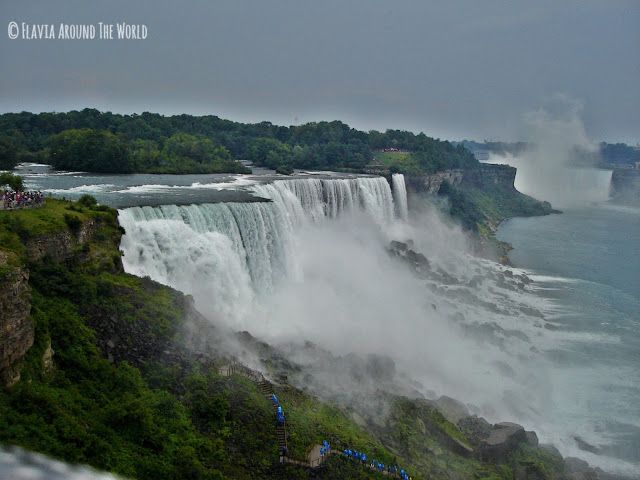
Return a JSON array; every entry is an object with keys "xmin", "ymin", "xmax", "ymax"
[{"xmin": 372, "ymin": 151, "xmax": 421, "ymax": 174}]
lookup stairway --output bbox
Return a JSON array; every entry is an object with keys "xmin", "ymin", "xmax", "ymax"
[{"xmin": 220, "ymin": 363, "xmax": 288, "ymax": 459}]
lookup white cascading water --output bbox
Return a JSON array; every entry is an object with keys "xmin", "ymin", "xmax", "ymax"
[
  {"xmin": 392, "ymin": 173, "xmax": 409, "ymax": 220},
  {"xmin": 118, "ymin": 173, "xmax": 590, "ymax": 469},
  {"xmin": 119, "ymin": 176, "xmax": 402, "ymax": 323}
]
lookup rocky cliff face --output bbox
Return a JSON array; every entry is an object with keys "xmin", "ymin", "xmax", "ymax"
[
  {"xmin": 0, "ymin": 253, "xmax": 32, "ymax": 387},
  {"xmin": 0, "ymin": 217, "xmax": 104, "ymax": 388},
  {"xmin": 404, "ymin": 169, "xmax": 464, "ymax": 194},
  {"xmin": 26, "ymin": 218, "xmax": 99, "ymax": 263},
  {"xmin": 404, "ymin": 164, "xmax": 516, "ymax": 195},
  {"xmin": 460, "ymin": 164, "xmax": 517, "ymax": 190}
]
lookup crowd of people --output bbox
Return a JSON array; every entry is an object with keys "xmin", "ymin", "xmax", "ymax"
[
  {"xmin": 342, "ymin": 448, "xmax": 413, "ymax": 479},
  {"xmin": 1, "ymin": 190, "xmax": 44, "ymax": 209}
]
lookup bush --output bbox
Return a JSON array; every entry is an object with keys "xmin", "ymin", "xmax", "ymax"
[
  {"xmin": 77, "ymin": 194, "xmax": 98, "ymax": 208},
  {"xmin": 275, "ymin": 164, "xmax": 294, "ymax": 175},
  {"xmin": 0, "ymin": 172, "xmax": 24, "ymax": 192},
  {"xmin": 63, "ymin": 213, "xmax": 82, "ymax": 233}
]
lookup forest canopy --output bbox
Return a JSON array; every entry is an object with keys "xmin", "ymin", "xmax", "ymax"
[{"xmin": 0, "ymin": 109, "xmax": 478, "ymax": 174}]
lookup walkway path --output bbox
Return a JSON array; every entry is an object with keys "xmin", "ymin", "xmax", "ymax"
[
  {"xmin": 218, "ymin": 362, "xmax": 412, "ymax": 478},
  {"xmin": 218, "ymin": 363, "xmax": 290, "ymax": 463}
]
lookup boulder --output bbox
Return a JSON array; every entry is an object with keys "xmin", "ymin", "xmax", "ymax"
[
  {"xmin": 564, "ymin": 457, "xmax": 599, "ymax": 480},
  {"xmin": 458, "ymin": 415, "xmax": 492, "ymax": 446},
  {"xmin": 525, "ymin": 430, "xmax": 539, "ymax": 447},
  {"xmin": 480, "ymin": 422, "xmax": 527, "ymax": 460},
  {"xmin": 573, "ymin": 436, "xmax": 601, "ymax": 454},
  {"xmin": 434, "ymin": 395, "xmax": 469, "ymax": 424}
]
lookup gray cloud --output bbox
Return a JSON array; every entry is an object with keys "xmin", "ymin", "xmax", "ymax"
[{"xmin": 1, "ymin": 0, "xmax": 638, "ymax": 142}]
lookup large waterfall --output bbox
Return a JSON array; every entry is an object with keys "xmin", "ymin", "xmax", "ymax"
[
  {"xmin": 117, "ymin": 172, "xmax": 580, "ymax": 465},
  {"xmin": 119, "ymin": 176, "xmax": 405, "ymax": 320}
]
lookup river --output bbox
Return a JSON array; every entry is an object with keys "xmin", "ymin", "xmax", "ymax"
[{"xmin": 498, "ymin": 204, "xmax": 640, "ymax": 477}]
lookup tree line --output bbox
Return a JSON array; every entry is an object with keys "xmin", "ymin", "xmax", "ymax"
[{"xmin": 0, "ymin": 109, "xmax": 478, "ymax": 174}]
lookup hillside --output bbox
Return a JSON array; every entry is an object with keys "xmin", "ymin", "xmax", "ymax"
[{"xmin": 0, "ymin": 197, "xmax": 586, "ymax": 480}]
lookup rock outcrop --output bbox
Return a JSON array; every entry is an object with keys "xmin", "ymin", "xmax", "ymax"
[
  {"xmin": 0, "ymin": 215, "xmax": 109, "ymax": 387},
  {"xmin": 404, "ymin": 169, "xmax": 464, "ymax": 194},
  {"xmin": 461, "ymin": 164, "xmax": 518, "ymax": 190},
  {"xmin": 459, "ymin": 417, "xmax": 540, "ymax": 461},
  {"xmin": 403, "ymin": 164, "xmax": 518, "ymax": 196},
  {"xmin": 0, "ymin": 253, "xmax": 33, "ymax": 387},
  {"xmin": 434, "ymin": 395, "xmax": 469, "ymax": 424},
  {"xmin": 26, "ymin": 218, "xmax": 100, "ymax": 263},
  {"xmin": 480, "ymin": 422, "xmax": 528, "ymax": 459}
]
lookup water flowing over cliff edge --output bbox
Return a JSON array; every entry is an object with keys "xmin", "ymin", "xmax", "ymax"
[{"xmin": 117, "ymin": 174, "xmax": 616, "ymax": 472}]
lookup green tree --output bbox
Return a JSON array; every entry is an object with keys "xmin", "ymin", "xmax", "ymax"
[
  {"xmin": 48, "ymin": 129, "xmax": 132, "ymax": 173},
  {"xmin": 247, "ymin": 137, "xmax": 292, "ymax": 168},
  {"xmin": 0, "ymin": 135, "xmax": 19, "ymax": 170},
  {"xmin": 0, "ymin": 172, "xmax": 24, "ymax": 191}
]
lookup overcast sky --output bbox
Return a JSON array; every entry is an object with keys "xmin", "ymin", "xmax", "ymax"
[{"xmin": 1, "ymin": 0, "xmax": 638, "ymax": 143}]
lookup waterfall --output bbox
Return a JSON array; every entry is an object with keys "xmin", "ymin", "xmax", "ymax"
[
  {"xmin": 250, "ymin": 176, "xmax": 396, "ymax": 225},
  {"xmin": 391, "ymin": 174, "xmax": 409, "ymax": 220},
  {"xmin": 119, "ymin": 176, "xmax": 399, "ymax": 321}
]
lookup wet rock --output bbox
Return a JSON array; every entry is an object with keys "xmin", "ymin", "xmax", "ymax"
[
  {"xmin": 565, "ymin": 457, "xmax": 599, "ymax": 480},
  {"xmin": 573, "ymin": 436, "xmax": 601, "ymax": 454},
  {"xmin": 434, "ymin": 395, "xmax": 469, "ymax": 424},
  {"xmin": 458, "ymin": 415, "xmax": 492, "ymax": 446},
  {"xmin": 520, "ymin": 306, "xmax": 545, "ymax": 318},
  {"xmin": 480, "ymin": 422, "xmax": 527, "ymax": 460},
  {"xmin": 389, "ymin": 240, "xmax": 408, "ymax": 253},
  {"xmin": 525, "ymin": 430, "xmax": 539, "ymax": 447},
  {"xmin": 365, "ymin": 354, "xmax": 396, "ymax": 382}
]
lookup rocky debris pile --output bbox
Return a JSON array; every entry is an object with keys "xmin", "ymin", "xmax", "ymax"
[
  {"xmin": 457, "ymin": 416, "xmax": 538, "ymax": 460},
  {"xmin": 388, "ymin": 240, "xmax": 431, "ymax": 273}
]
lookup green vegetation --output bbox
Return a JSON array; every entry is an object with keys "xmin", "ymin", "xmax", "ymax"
[
  {"xmin": 0, "ymin": 135, "xmax": 20, "ymax": 170},
  {"xmin": 373, "ymin": 151, "xmax": 421, "ymax": 174},
  {"xmin": 277, "ymin": 386, "xmax": 392, "ymax": 462},
  {"xmin": 438, "ymin": 180, "xmax": 555, "ymax": 233},
  {"xmin": 47, "ymin": 128, "xmax": 246, "ymax": 174},
  {"xmin": 0, "ymin": 172, "xmax": 24, "ymax": 191},
  {"xmin": 0, "ymin": 109, "xmax": 478, "ymax": 175},
  {"xmin": 370, "ymin": 145, "xmax": 477, "ymax": 175}
]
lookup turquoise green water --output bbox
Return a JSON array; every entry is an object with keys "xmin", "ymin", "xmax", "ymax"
[{"xmin": 498, "ymin": 204, "xmax": 640, "ymax": 476}]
